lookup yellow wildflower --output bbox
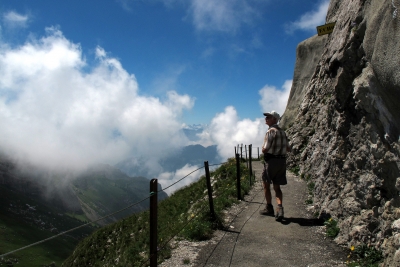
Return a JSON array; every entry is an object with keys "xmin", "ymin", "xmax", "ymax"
[{"xmin": 351, "ymin": 245, "xmax": 355, "ymax": 251}]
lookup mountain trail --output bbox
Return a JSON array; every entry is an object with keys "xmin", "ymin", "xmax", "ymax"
[{"xmin": 160, "ymin": 161, "xmax": 348, "ymax": 267}]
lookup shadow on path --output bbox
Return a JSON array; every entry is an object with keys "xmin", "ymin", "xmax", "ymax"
[{"xmin": 279, "ymin": 217, "xmax": 324, "ymax": 226}]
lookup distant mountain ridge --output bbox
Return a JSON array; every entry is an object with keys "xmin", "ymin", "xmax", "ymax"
[{"xmin": 182, "ymin": 124, "xmax": 207, "ymax": 142}]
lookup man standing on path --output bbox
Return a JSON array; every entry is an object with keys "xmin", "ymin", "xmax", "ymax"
[{"xmin": 259, "ymin": 111, "xmax": 291, "ymax": 221}]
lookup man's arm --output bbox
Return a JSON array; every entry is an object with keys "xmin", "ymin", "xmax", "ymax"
[
  {"xmin": 262, "ymin": 146, "xmax": 268, "ymax": 154},
  {"xmin": 262, "ymin": 129, "xmax": 274, "ymax": 154}
]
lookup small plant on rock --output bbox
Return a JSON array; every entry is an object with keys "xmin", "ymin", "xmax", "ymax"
[
  {"xmin": 289, "ymin": 166, "xmax": 300, "ymax": 176},
  {"xmin": 347, "ymin": 244, "xmax": 383, "ymax": 267},
  {"xmin": 303, "ymin": 174, "xmax": 314, "ymax": 204},
  {"xmin": 324, "ymin": 218, "xmax": 339, "ymax": 238}
]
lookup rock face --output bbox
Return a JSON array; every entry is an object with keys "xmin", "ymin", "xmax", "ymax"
[
  {"xmin": 281, "ymin": 0, "xmax": 400, "ymax": 265},
  {"xmin": 280, "ymin": 34, "xmax": 328, "ymax": 127}
]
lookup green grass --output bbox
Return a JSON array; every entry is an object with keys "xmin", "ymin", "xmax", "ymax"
[{"xmin": 62, "ymin": 157, "xmax": 252, "ymax": 267}]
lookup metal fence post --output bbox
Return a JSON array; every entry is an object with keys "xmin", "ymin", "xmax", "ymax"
[
  {"xmin": 150, "ymin": 179, "xmax": 158, "ymax": 267},
  {"xmin": 249, "ymin": 144, "xmax": 253, "ymax": 186},
  {"xmin": 204, "ymin": 161, "xmax": 215, "ymax": 220},
  {"xmin": 236, "ymin": 153, "xmax": 241, "ymax": 200},
  {"xmin": 245, "ymin": 145, "xmax": 248, "ymax": 169}
]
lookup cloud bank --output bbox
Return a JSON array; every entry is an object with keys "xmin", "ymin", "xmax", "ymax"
[
  {"xmin": 0, "ymin": 26, "xmax": 194, "ymax": 171},
  {"xmin": 285, "ymin": 0, "xmax": 330, "ymax": 33},
  {"xmin": 258, "ymin": 80, "xmax": 292, "ymax": 115}
]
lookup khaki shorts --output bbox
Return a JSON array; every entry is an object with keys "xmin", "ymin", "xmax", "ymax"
[{"xmin": 262, "ymin": 158, "xmax": 287, "ymax": 185}]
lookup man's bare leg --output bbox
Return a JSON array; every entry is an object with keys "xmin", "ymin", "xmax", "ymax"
[
  {"xmin": 263, "ymin": 180, "xmax": 272, "ymax": 204},
  {"xmin": 273, "ymin": 184, "xmax": 282, "ymax": 205},
  {"xmin": 273, "ymin": 184, "xmax": 284, "ymax": 221},
  {"xmin": 259, "ymin": 180, "xmax": 275, "ymax": 215}
]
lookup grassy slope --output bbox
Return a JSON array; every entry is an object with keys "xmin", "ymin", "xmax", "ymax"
[
  {"xmin": 0, "ymin": 185, "xmax": 96, "ymax": 266},
  {"xmin": 62, "ymin": 158, "xmax": 252, "ymax": 267},
  {"xmin": 71, "ymin": 173, "xmax": 167, "ymax": 223},
  {"xmin": 0, "ymin": 164, "xmax": 167, "ymax": 266}
]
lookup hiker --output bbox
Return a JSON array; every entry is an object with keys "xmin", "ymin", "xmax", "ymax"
[{"xmin": 259, "ymin": 110, "xmax": 291, "ymax": 221}]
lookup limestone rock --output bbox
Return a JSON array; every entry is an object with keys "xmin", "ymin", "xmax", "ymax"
[{"xmin": 281, "ymin": 0, "xmax": 400, "ymax": 265}]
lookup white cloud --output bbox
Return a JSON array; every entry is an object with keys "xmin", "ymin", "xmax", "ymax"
[
  {"xmin": 258, "ymin": 80, "xmax": 292, "ymax": 115},
  {"xmin": 189, "ymin": 0, "xmax": 259, "ymax": 33},
  {"xmin": 195, "ymin": 81, "xmax": 291, "ymax": 161},
  {"xmin": 285, "ymin": 0, "xmax": 329, "ymax": 33},
  {"xmin": 207, "ymin": 106, "xmax": 266, "ymax": 160},
  {"xmin": 0, "ymin": 27, "xmax": 193, "ymax": 171},
  {"xmin": 3, "ymin": 11, "xmax": 29, "ymax": 28},
  {"xmin": 158, "ymin": 164, "xmax": 204, "ymax": 195}
]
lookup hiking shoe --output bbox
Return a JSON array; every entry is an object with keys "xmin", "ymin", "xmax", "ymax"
[
  {"xmin": 259, "ymin": 204, "xmax": 274, "ymax": 216},
  {"xmin": 275, "ymin": 206, "xmax": 284, "ymax": 221}
]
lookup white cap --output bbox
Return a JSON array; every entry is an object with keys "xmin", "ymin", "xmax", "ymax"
[{"xmin": 263, "ymin": 110, "xmax": 280, "ymax": 121}]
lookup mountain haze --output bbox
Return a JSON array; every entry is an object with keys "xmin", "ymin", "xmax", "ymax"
[{"xmin": 0, "ymin": 156, "xmax": 167, "ymax": 226}]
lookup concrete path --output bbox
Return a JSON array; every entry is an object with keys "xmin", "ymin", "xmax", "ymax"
[{"xmin": 194, "ymin": 161, "xmax": 347, "ymax": 267}]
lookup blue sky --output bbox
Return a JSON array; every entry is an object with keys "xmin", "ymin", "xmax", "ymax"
[{"xmin": 0, "ymin": 0, "xmax": 329, "ymax": 173}]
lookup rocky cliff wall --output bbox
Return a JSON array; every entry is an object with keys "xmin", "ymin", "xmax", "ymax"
[
  {"xmin": 281, "ymin": 0, "xmax": 400, "ymax": 265},
  {"xmin": 280, "ymin": 34, "xmax": 328, "ymax": 127}
]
